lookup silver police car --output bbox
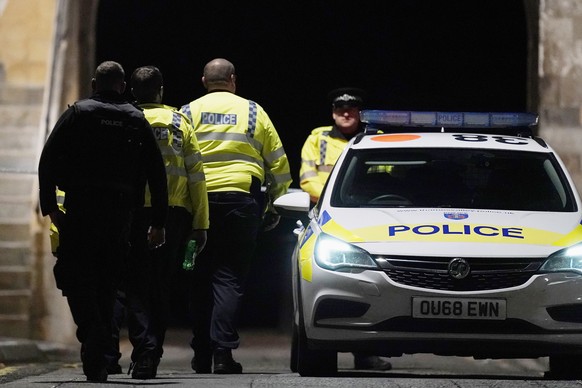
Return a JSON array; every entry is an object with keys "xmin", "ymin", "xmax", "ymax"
[{"xmin": 275, "ymin": 111, "xmax": 582, "ymax": 378}]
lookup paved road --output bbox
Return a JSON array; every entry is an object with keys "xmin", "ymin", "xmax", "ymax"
[{"xmin": 2, "ymin": 328, "xmax": 578, "ymax": 387}]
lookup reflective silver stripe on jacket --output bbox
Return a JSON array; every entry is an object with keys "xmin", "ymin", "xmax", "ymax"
[
  {"xmin": 188, "ymin": 171, "xmax": 206, "ymax": 183},
  {"xmin": 300, "ymin": 171, "xmax": 318, "ymax": 180},
  {"xmin": 56, "ymin": 192, "xmax": 65, "ymax": 205},
  {"xmin": 166, "ymin": 165, "xmax": 205, "ymax": 182},
  {"xmin": 317, "ymin": 165, "xmax": 333, "ymax": 172},
  {"xmin": 264, "ymin": 146, "xmax": 286, "ymax": 165},
  {"xmin": 184, "ymin": 153, "xmax": 203, "ymax": 165},
  {"xmin": 166, "ymin": 165, "xmax": 188, "ymax": 177},
  {"xmin": 203, "ymin": 152, "xmax": 264, "ymax": 169},
  {"xmin": 196, "ymin": 132, "xmax": 262, "ymax": 152},
  {"xmin": 272, "ymin": 171, "xmax": 293, "ymax": 183}
]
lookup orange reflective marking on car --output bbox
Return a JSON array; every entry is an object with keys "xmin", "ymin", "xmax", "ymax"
[{"xmin": 371, "ymin": 134, "xmax": 422, "ymax": 142}]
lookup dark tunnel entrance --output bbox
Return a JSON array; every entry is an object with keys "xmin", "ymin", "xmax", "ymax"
[{"xmin": 96, "ymin": 0, "xmax": 530, "ymax": 329}]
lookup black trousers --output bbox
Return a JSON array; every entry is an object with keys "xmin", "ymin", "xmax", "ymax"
[
  {"xmin": 54, "ymin": 192, "xmax": 132, "ymax": 376},
  {"xmin": 189, "ymin": 192, "xmax": 261, "ymax": 357},
  {"xmin": 111, "ymin": 206, "xmax": 192, "ymax": 362},
  {"xmin": 148, "ymin": 206, "xmax": 192, "ymax": 359}
]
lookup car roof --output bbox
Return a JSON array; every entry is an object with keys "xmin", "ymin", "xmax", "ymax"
[{"xmin": 350, "ymin": 132, "xmax": 552, "ymax": 153}]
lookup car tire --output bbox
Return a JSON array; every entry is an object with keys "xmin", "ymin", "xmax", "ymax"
[
  {"xmin": 289, "ymin": 319, "xmax": 298, "ymax": 372},
  {"xmin": 296, "ymin": 318, "xmax": 337, "ymax": 376},
  {"xmin": 548, "ymin": 355, "xmax": 582, "ymax": 379},
  {"xmin": 295, "ymin": 282, "xmax": 337, "ymax": 376}
]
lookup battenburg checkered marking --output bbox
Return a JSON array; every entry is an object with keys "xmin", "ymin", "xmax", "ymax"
[{"xmin": 247, "ymin": 100, "xmax": 257, "ymax": 138}]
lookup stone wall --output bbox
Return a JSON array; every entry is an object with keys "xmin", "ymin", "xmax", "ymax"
[
  {"xmin": 0, "ymin": 0, "xmax": 55, "ymax": 86},
  {"xmin": 539, "ymin": 0, "xmax": 582, "ymax": 193},
  {"xmin": 0, "ymin": 0, "xmax": 77, "ymax": 344}
]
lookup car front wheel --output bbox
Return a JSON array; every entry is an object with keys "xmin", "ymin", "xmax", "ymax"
[
  {"xmin": 295, "ymin": 284, "xmax": 337, "ymax": 376},
  {"xmin": 290, "ymin": 319, "xmax": 298, "ymax": 372},
  {"xmin": 296, "ymin": 318, "xmax": 337, "ymax": 376}
]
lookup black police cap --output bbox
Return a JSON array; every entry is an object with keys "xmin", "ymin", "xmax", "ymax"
[{"xmin": 328, "ymin": 87, "xmax": 366, "ymax": 108}]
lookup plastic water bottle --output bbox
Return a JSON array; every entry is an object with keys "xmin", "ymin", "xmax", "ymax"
[{"xmin": 182, "ymin": 240, "xmax": 197, "ymax": 271}]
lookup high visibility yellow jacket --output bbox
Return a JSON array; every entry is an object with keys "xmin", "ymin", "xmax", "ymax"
[
  {"xmin": 140, "ymin": 103, "xmax": 209, "ymax": 230},
  {"xmin": 49, "ymin": 188, "xmax": 66, "ymax": 255},
  {"xmin": 300, "ymin": 125, "xmax": 351, "ymax": 202},
  {"xmin": 181, "ymin": 91, "xmax": 292, "ymax": 208}
]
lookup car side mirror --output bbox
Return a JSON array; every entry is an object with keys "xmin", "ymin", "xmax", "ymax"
[{"xmin": 274, "ymin": 191, "xmax": 311, "ymax": 226}]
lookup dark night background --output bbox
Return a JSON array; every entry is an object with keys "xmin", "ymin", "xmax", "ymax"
[{"xmin": 96, "ymin": 0, "xmax": 528, "ymax": 329}]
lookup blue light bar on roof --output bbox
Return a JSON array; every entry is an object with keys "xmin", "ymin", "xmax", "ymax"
[{"xmin": 360, "ymin": 110, "xmax": 539, "ymax": 128}]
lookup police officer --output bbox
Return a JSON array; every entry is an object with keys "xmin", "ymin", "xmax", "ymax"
[
  {"xmin": 181, "ymin": 58, "xmax": 292, "ymax": 374},
  {"xmin": 112, "ymin": 65, "xmax": 209, "ymax": 379},
  {"xmin": 299, "ymin": 87, "xmax": 393, "ymax": 371},
  {"xmin": 300, "ymin": 87, "xmax": 367, "ymax": 203},
  {"xmin": 38, "ymin": 61, "xmax": 168, "ymax": 382}
]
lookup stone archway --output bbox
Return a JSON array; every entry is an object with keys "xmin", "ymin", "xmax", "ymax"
[{"xmin": 2, "ymin": 0, "xmax": 582, "ymax": 343}]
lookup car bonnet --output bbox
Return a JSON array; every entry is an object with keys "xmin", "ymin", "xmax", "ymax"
[{"xmin": 309, "ymin": 206, "xmax": 582, "ymax": 257}]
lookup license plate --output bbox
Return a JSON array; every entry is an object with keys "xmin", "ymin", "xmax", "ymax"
[{"xmin": 412, "ymin": 297, "xmax": 506, "ymax": 320}]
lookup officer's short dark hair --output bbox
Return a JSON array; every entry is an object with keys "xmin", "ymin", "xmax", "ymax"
[
  {"xmin": 94, "ymin": 61, "xmax": 125, "ymax": 90},
  {"xmin": 131, "ymin": 66, "xmax": 163, "ymax": 102},
  {"xmin": 328, "ymin": 87, "xmax": 366, "ymax": 109}
]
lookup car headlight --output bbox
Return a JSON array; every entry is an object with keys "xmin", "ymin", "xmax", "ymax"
[
  {"xmin": 540, "ymin": 243, "xmax": 582, "ymax": 274},
  {"xmin": 314, "ymin": 233, "xmax": 378, "ymax": 271}
]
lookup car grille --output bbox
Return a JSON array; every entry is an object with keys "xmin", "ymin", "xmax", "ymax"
[{"xmin": 374, "ymin": 255, "xmax": 543, "ymax": 291}]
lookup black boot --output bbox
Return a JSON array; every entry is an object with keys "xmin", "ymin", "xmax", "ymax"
[
  {"xmin": 85, "ymin": 367, "xmax": 108, "ymax": 383},
  {"xmin": 106, "ymin": 363, "xmax": 122, "ymax": 374},
  {"xmin": 213, "ymin": 347, "xmax": 242, "ymax": 374},
  {"xmin": 130, "ymin": 355, "xmax": 159, "ymax": 379},
  {"xmin": 353, "ymin": 354, "xmax": 392, "ymax": 371},
  {"xmin": 191, "ymin": 353, "xmax": 212, "ymax": 373},
  {"xmin": 81, "ymin": 344, "xmax": 108, "ymax": 382}
]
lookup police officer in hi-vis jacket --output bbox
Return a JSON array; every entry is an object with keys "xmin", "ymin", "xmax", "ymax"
[
  {"xmin": 299, "ymin": 87, "xmax": 393, "ymax": 371},
  {"xmin": 181, "ymin": 58, "xmax": 292, "ymax": 374},
  {"xmin": 107, "ymin": 65, "xmax": 210, "ymax": 380}
]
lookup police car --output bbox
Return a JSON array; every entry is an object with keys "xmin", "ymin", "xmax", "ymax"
[{"xmin": 274, "ymin": 110, "xmax": 582, "ymax": 378}]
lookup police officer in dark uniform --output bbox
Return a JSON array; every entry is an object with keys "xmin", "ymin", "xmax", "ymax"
[{"xmin": 38, "ymin": 61, "xmax": 168, "ymax": 383}]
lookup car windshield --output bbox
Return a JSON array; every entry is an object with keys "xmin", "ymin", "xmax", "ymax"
[{"xmin": 331, "ymin": 148, "xmax": 576, "ymax": 211}]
